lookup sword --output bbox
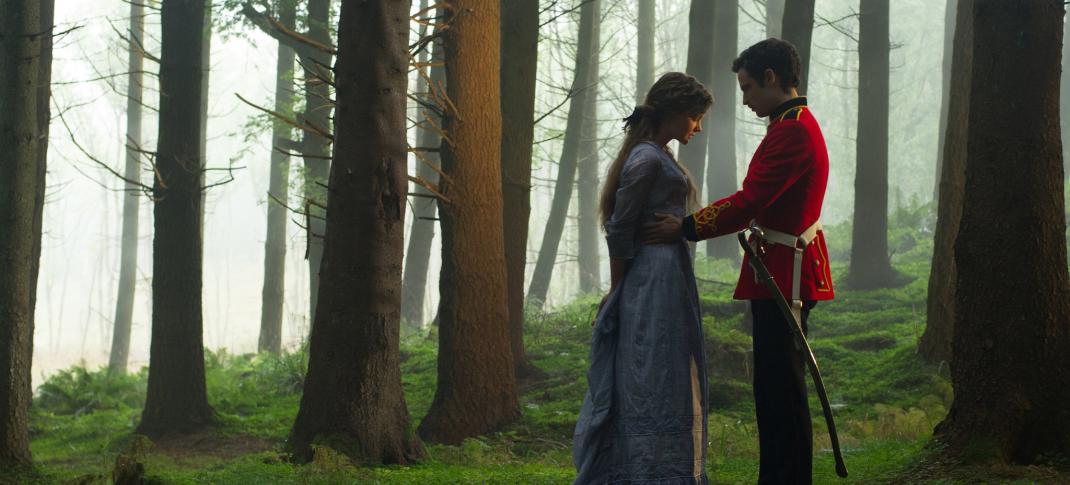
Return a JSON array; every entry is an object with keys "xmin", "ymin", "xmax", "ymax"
[{"xmin": 738, "ymin": 227, "xmax": 848, "ymax": 478}]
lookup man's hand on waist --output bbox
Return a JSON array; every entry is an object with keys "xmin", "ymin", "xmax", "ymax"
[{"xmin": 640, "ymin": 212, "xmax": 683, "ymax": 244}]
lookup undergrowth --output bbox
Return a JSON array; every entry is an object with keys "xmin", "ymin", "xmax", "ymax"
[{"xmin": 20, "ymin": 202, "xmax": 1067, "ymax": 484}]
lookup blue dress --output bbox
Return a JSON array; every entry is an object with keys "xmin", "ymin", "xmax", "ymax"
[{"xmin": 573, "ymin": 141, "xmax": 709, "ymax": 484}]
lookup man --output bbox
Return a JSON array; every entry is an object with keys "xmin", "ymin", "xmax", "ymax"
[{"xmin": 642, "ymin": 38, "xmax": 835, "ymax": 484}]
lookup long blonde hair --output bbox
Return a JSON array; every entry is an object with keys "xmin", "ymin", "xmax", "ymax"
[{"xmin": 599, "ymin": 72, "xmax": 713, "ymax": 226}]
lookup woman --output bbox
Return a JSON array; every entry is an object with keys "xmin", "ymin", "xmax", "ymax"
[{"xmin": 573, "ymin": 72, "xmax": 713, "ymax": 484}]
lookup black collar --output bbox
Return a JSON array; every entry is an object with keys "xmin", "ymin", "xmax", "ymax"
[{"xmin": 769, "ymin": 96, "xmax": 807, "ymax": 121}]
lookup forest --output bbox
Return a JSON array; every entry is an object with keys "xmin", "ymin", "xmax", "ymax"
[{"xmin": 1, "ymin": 0, "xmax": 1069, "ymax": 483}]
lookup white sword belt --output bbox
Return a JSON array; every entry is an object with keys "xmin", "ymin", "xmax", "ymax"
[{"xmin": 751, "ymin": 220, "xmax": 823, "ymax": 322}]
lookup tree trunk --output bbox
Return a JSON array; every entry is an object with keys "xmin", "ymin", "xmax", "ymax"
[
  {"xmin": 678, "ymin": 0, "xmax": 714, "ymax": 200},
  {"xmin": 0, "ymin": 0, "xmax": 50, "ymax": 466},
  {"xmin": 934, "ymin": 0, "xmax": 1070, "ymax": 464},
  {"xmin": 259, "ymin": 1, "xmax": 296, "ymax": 355},
  {"xmin": 577, "ymin": 4, "xmax": 601, "ymax": 295},
  {"xmin": 199, "ymin": 2, "xmax": 211, "ymax": 242},
  {"xmin": 706, "ymin": 0, "xmax": 739, "ymax": 262},
  {"xmin": 1062, "ymin": 6, "xmax": 1070, "ymax": 183},
  {"xmin": 636, "ymin": 0, "xmax": 655, "ymax": 103},
  {"xmin": 401, "ymin": 0, "xmax": 442, "ymax": 330},
  {"xmin": 302, "ymin": 0, "xmax": 332, "ymax": 325},
  {"xmin": 137, "ymin": 0, "xmax": 216, "ymax": 437},
  {"xmin": 920, "ymin": 0, "xmax": 970, "ymax": 365},
  {"xmin": 846, "ymin": 0, "xmax": 897, "ymax": 290},
  {"xmin": 109, "ymin": 0, "xmax": 144, "ymax": 375},
  {"xmin": 31, "ymin": 0, "xmax": 54, "ymax": 352},
  {"xmin": 500, "ymin": 0, "xmax": 539, "ymax": 376},
  {"xmin": 287, "ymin": 0, "xmax": 425, "ymax": 464},
  {"xmin": 526, "ymin": 0, "xmax": 600, "ymax": 306},
  {"xmin": 932, "ymin": 0, "xmax": 958, "ymax": 203},
  {"xmin": 418, "ymin": 0, "xmax": 519, "ymax": 444},
  {"xmin": 780, "ymin": 0, "xmax": 814, "ymax": 95},
  {"xmin": 766, "ymin": 0, "xmax": 785, "ymax": 38}
]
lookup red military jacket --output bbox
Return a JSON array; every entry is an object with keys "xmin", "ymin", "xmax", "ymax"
[{"xmin": 682, "ymin": 97, "xmax": 835, "ymax": 301}]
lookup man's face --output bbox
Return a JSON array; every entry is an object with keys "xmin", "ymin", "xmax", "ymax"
[{"xmin": 737, "ymin": 68, "xmax": 781, "ymax": 118}]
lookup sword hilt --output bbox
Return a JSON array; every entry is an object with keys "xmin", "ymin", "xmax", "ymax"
[{"xmin": 746, "ymin": 224, "xmax": 767, "ymax": 259}]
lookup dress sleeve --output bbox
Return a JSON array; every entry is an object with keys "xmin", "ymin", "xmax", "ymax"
[{"xmin": 604, "ymin": 153, "xmax": 661, "ymax": 259}]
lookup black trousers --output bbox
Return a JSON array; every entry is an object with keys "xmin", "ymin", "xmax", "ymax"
[{"xmin": 750, "ymin": 299, "xmax": 816, "ymax": 485}]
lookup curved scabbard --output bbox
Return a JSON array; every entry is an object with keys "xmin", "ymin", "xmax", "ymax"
[{"xmin": 737, "ymin": 231, "xmax": 848, "ymax": 478}]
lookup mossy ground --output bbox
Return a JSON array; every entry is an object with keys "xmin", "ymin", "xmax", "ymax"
[{"xmin": 15, "ymin": 210, "xmax": 1070, "ymax": 484}]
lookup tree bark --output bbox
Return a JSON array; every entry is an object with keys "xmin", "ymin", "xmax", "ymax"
[
  {"xmin": 109, "ymin": 0, "xmax": 144, "ymax": 375},
  {"xmin": 500, "ymin": 0, "xmax": 539, "ymax": 376},
  {"xmin": 199, "ymin": 1, "xmax": 211, "ymax": 242},
  {"xmin": 137, "ymin": 0, "xmax": 216, "ymax": 437},
  {"xmin": 677, "ymin": 0, "xmax": 714, "ymax": 200},
  {"xmin": 932, "ymin": 0, "xmax": 958, "ymax": 203},
  {"xmin": 302, "ymin": 0, "xmax": 332, "ymax": 325},
  {"xmin": 418, "ymin": 0, "xmax": 519, "ymax": 444},
  {"xmin": 846, "ymin": 0, "xmax": 897, "ymax": 290},
  {"xmin": 401, "ymin": 0, "xmax": 442, "ymax": 330},
  {"xmin": 920, "ymin": 0, "xmax": 970, "ymax": 365},
  {"xmin": 706, "ymin": 0, "xmax": 739, "ymax": 262},
  {"xmin": 766, "ymin": 0, "xmax": 785, "ymax": 38},
  {"xmin": 0, "ymin": 0, "xmax": 50, "ymax": 466},
  {"xmin": 636, "ymin": 0, "xmax": 655, "ymax": 103},
  {"xmin": 577, "ymin": 3, "xmax": 601, "ymax": 295},
  {"xmin": 287, "ymin": 0, "xmax": 425, "ymax": 464},
  {"xmin": 526, "ymin": 0, "xmax": 600, "ymax": 306},
  {"xmin": 31, "ymin": 0, "xmax": 54, "ymax": 355},
  {"xmin": 1062, "ymin": 6, "xmax": 1070, "ymax": 183},
  {"xmin": 934, "ymin": 0, "xmax": 1070, "ymax": 464},
  {"xmin": 258, "ymin": 0, "xmax": 296, "ymax": 355},
  {"xmin": 780, "ymin": 0, "xmax": 814, "ymax": 95}
]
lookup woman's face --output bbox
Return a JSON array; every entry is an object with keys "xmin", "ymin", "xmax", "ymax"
[{"xmin": 666, "ymin": 112, "xmax": 705, "ymax": 145}]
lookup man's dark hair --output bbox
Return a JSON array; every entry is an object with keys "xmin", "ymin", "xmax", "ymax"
[{"xmin": 731, "ymin": 38, "xmax": 801, "ymax": 91}]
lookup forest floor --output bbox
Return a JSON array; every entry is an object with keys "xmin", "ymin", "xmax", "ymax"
[{"xmin": 13, "ymin": 218, "xmax": 1070, "ymax": 484}]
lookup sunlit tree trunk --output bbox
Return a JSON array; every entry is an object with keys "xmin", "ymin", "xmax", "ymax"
[
  {"xmin": 920, "ymin": 0, "xmax": 970, "ymax": 365},
  {"xmin": 288, "ymin": 0, "xmax": 425, "ymax": 463},
  {"xmin": 780, "ymin": 0, "xmax": 814, "ymax": 94},
  {"xmin": 636, "ymin": 0, "xmax": 655, "ymax": 103},
  {"xmin": 418, "ymin": 0, "xmax": 519, "ymax": 444},
  {"xmin": 137, "ymin": 0, "xmax": 216, "ymax": 437},
  {"xmin": 500, "ymin": 0, "xmax": 539, "ymax": 376},
  {"xmin": 847, "ymin": 0, "xmax": 897, "ymax": 290},
  {"xmin": 258, "ymin": 1, "xmax": 296, "ymax": 355},
  {"xmin": 109, "ymin": 0, "xmax": 144, "ymax": 374},
  {"xmin": 526, "ymin": 0, "xmax": 600, "ymax": 306},
  {"xmin": 934, "ymin": 0, "xmax": 1070, "ymax": 463},
  {"xmin": 706, "ymin": 0, "xmax": 738, "ymax": 262}
]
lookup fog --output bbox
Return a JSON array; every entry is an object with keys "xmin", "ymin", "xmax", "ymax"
[{"xmin": 35, "ymin": 0, "xmax": 945, "ymax": 384}]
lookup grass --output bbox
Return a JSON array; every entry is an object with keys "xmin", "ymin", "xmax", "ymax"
[{"xmin": 17, "ymin": 210, "xmax": 1070, "ymax": 484}]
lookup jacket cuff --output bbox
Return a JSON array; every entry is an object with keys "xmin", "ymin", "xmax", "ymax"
[{"xmin": 682, "ymin": 215, "xmax": 699, "ymax": 241}]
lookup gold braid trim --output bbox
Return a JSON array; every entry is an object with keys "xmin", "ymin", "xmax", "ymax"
[
  {"xmin": 693, "ymin": 201, "xmax": 731, "ymax": 238},
  {"xmin": 776, "ymin": 106, "xmax": 806, "ymax": 123}
]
